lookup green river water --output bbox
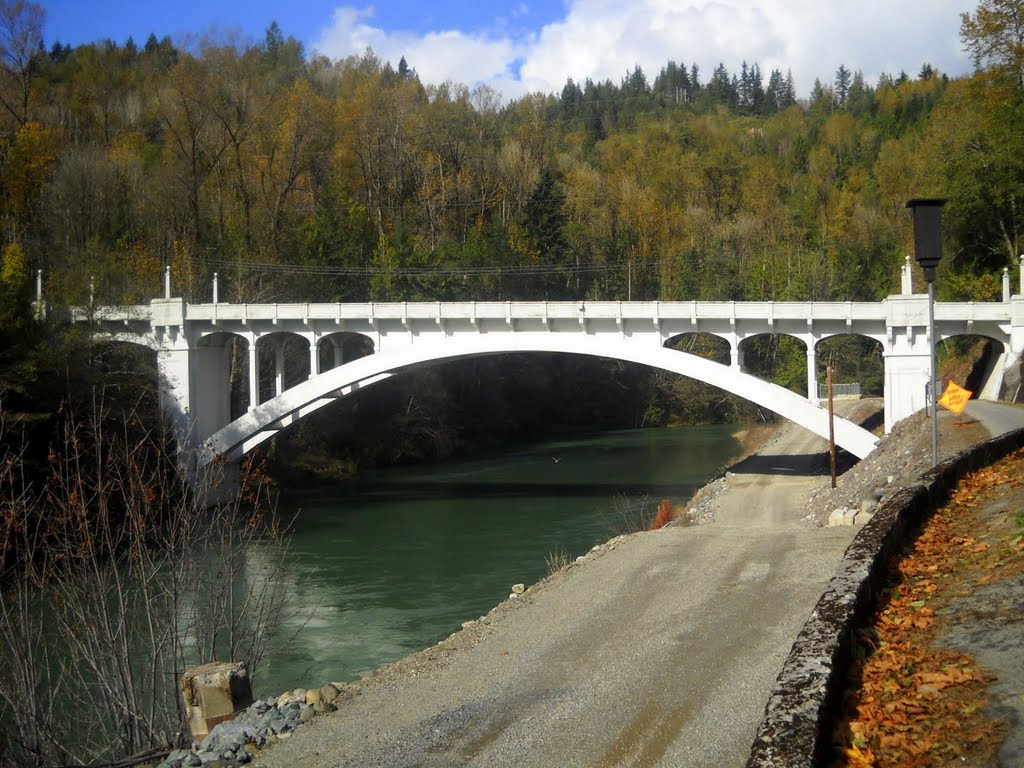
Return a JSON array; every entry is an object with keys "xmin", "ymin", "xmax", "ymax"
[{"xmin": 253, "ymin": 425, "xmax": 740, "ymax": 697}]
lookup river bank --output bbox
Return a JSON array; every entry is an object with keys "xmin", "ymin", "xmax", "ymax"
[{"xmin": 240, "ymin": 407, "xmax": 868, "ymax": 767}]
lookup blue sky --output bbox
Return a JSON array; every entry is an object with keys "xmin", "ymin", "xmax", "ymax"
[{"xmin": 41, "ymin": 1, "xmax": 977, "ymax": 102}]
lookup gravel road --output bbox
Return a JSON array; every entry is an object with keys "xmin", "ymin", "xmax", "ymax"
[{"xmin": 254, "ymin": 413, "xmax": 869, "ymax": 768}]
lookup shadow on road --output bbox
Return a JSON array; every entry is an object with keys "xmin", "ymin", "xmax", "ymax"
[{"xmin": 729, "ymin": 453, "xmax": 828, "ymax": 477}]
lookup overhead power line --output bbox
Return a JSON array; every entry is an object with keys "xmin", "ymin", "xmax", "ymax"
[{"xmin": 194, "ymin": 256, "xmax": 663, "ymax": 278}]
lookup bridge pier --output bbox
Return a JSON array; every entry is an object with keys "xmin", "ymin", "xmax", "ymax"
[
  {"xmin": 806, "ymin": 346, "xmax": 819, "ymax": 407},
  {"xmin": 309, "ymin": 334, "xmax": 319, "ymax": 378},
  {"xmin": 246, "ymin": 333, "xmax": 258, "ymax": 412}
]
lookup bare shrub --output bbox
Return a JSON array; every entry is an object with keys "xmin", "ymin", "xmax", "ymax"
[
  {"xmin": 544, "ymin": 547, "xmax": 572, "ymax": 576},
  {"xmin": 607, "ymin": 492, "xmax": 655, "ymax": 534},
  {"xmin": 0, "ymin": 404, "xmax": 295, "ymax": 767}
]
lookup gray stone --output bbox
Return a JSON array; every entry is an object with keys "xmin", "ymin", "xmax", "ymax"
[
  {"xmin": 319, "ymin": 683, "xmax": 340, "ymax": 703},
  {"xmin": 299, "ymin": 704, "xmax": 316, "ymax": 723}
]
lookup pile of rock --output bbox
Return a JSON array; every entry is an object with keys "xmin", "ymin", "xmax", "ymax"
[
  {"xmin": 683, "ymin": 473, "xmax": 731, "ymax": 524},
  {"xmin": 158, "ymin": 684, "xmax": 343, "ymax": 768}
]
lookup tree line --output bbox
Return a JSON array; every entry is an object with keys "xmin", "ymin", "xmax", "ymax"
[{"xmin": 1, "ymin": 0, "xmax": 1021, "ymax": 314}]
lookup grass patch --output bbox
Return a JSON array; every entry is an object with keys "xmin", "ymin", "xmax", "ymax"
[{"xmin": 545, "ymin": 548, "xmax": 573, "ymax": 576}]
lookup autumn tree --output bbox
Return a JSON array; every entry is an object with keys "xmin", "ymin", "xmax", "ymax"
[
  {"xmin": 0, "ymin": 0, "xmax": 44, "ymax": 128},
  {"xmin": 960, "ymin": 0, "xmax": 1024, "ymax": 88}
]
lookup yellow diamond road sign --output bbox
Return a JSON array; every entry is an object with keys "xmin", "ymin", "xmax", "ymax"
[{"xmin": 938, "ymin": 381, "xmax": 972, "ymax": 414}]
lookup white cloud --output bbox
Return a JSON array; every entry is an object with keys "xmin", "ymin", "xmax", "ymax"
[{"xmin": 313, "ymin": 1, "xmax": 977, "ymax": 103}]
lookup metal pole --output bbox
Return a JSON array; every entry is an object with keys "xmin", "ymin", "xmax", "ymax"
[
  {"xmin": 928, "ymin": 279, "xmax": 938, "ymax": 467},
  {"xmin": 827, "ymin": 365, "xmax": 836, "ymax": 489}
]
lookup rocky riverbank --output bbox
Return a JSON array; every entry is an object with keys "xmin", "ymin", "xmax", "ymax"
[{"xmin": 157, "ymin": 686, "xmax": 348, "ymax": 768}]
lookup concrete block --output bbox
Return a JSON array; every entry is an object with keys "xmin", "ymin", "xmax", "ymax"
[{"xmin": 181, "ymin": 661, "xmax": 253, "ymax": 741}]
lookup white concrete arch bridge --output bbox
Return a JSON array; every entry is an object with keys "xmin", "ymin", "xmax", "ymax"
[{"xmin": 73, "ymin": 259, "xmax": 1024, "ymax": 482}]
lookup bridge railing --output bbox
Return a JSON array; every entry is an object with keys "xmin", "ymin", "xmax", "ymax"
[
  {"xmin": 175, "ymin": 300, "xmax": 892, "ymax": 323},
  {"xmin": 818, "ymin": 382, "xmax": 862, "ymax": 399}
]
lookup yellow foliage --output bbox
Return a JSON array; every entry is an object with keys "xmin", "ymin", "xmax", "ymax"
[{"xmin": 1, "ymin": 243, "xmax": 29, "ymax": 289}]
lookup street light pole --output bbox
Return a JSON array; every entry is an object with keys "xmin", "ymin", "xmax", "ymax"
[
  {"xmin": 906, "ymin": 198, "xmax": 946, "ymax": 467},
  {"xmin": 927, "ymin": 277, "xmax": 937, "ymax": 466}
]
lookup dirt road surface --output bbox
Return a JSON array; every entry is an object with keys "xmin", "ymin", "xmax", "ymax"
[{"xmin": 254, "ymin": 413, "xmax": 870, "ymax": 768}]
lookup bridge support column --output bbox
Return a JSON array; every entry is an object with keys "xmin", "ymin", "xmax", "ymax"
[
  {"xmin": 248, "ymin": 336, "xmax": 259, "ymax": 412},
  {"xmin": 309, "ymin": 336, "xmax": 319, "ymax": 379},
  {"xmin": 806, "ymin": 346, "xmax": 819, "ymax": 407},
  {"xmin": 883, "ymin": 334, "xmax": 933, "ymax": 432},
  {"xmin": 332, "ymin": 337, "xmax": 344, "ymax": 368},
  {"xmin": 156, "ymin": 336, "xmax": 193, "ymax": 446},
  {"xmin": 194, "ymin": 337, "xmax": 233, "ymax": 449},
  {"xmin": 730, "ymin": 348, "xmax": 744, "ymax": 371},
  {"xmin": 274, "ymin": 342, "xmax": 285, "ymax": 397}
]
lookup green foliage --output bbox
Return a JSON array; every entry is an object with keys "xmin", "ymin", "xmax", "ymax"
[{"xmin": 0, "ymin": 3, "xmax": 1018, "ymax": 465}]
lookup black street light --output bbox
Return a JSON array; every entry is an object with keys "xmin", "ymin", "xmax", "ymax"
[{"xmin": 906, "ymin": 198, "xmax": 946, "ymax": 466}]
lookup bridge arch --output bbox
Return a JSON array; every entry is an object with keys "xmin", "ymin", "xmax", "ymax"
[
  {"xmin": 198, "ymin": 333, "xmax": 879, "ymax": 468},
  {"xmin": 194, "ymin": 331, "xmax": 252, "ymax": 437},
  {"xmin": 815, "ymin": 334, "xmax": 885, "ymax": 399},
  {"xmin": 663, "ymin": 332, "xmax": 730, "ymax": 364},
  {"xmin": 255, "ymin": 331, "xmax": 311, "ymax": 401},
  {"xmin": 937, "ymin": 333, "xmax": 1009, "ymax": 401},
  {"xmin": 317, "ymin": 331, "xmax": 375, "ymax": 373},
  {"xmin": 738, "ymin": 333, "xmax": 811, "ymax": 396}
]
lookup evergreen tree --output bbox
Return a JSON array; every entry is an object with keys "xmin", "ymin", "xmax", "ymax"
[
  {"xmin": 834, "ymin": 64, "xmax": 852, "ymax": 106},
  {"xmin": 750, "ymin": 62, "xmax": 765, "ymax": 114},
  {"xmin": 707, "ymin": 63, "xmax": 736, "ymax": 106},
  {"xmin": 846, "ymin": 70, "xmax": 873, "ymax": 115},
  {"xmin": 524, "ymin": 166, "xmax": 570, "ymax": 297},
  {"xmin": 783, "ymin": 69, "xmax": 796, "ymax": 106},
  {"xmin": 765, "ymin": 68, "xmax": 784, "ymax": 113}
]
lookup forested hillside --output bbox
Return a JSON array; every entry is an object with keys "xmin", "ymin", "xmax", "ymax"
[{"xmin": 2, "ymin": 0, "xmax": 1022, "ymax": 473}]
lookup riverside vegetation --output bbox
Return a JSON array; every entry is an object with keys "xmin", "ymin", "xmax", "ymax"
[{"xmin": 1, "ymin": 0, "xmax": 1024, "ymax": 765}]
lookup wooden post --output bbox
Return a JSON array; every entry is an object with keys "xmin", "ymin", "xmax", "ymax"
[{"xmin": 827, "ymin": 365, "xmax": 836, "ymax": 489}]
